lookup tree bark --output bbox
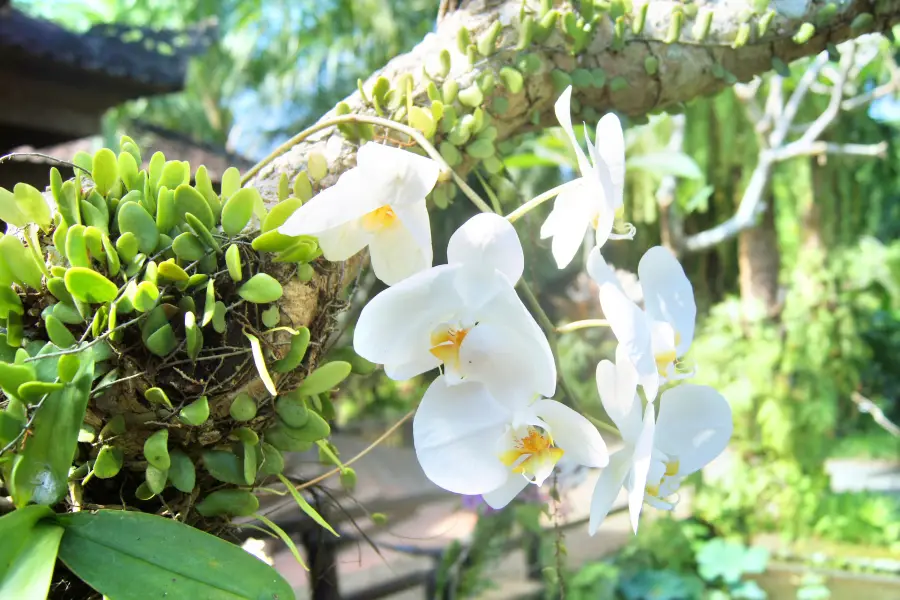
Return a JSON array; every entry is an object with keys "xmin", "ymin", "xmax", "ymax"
[
  {"xmin": 738, "ymin": 190, "xmax": 781, "ymax": 319},
  {"xmin": 248, "ymin": 0, "xmax": 900, "ymax": 205}
]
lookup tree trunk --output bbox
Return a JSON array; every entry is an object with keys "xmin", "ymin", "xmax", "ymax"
[{"xmin": 738, "ymin": 192, "xmax": 781, "ymax": 319}]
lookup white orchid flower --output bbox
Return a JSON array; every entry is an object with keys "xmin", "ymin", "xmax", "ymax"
[
  {"xmin": 589, "ymin": 348, "xmax": 732, "ymax": 534},
  {"xmin": 414, "ymin": 377, "xmax": 609, "ymax": 508},
  {"xmin": 279, "ymin": 142, "xmax": 441, "ymax": 285},
  {"xmin": 587, "ymin": 245, "xmax": 696, "ymax": 402},
  {"xmin": 354, "ymin": 213, "xmax": 555, "ymax": 405},
  {"xmin": 540, "ymin": 86, "xmax": 631, "ymax": 269}
]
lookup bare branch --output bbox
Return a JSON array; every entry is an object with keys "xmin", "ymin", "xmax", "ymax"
[
  {"xmin": 797, "ymin": 45, "xmax": 858, "ymax": 145},
  {"xmin": 683, "ymin": 42, "xmax": 885, "ymax": 253},
  {"xmin": 851, "ymin": 391, "xmax": 900, "ymax": 437},
  {"xmin": 773, "ymin": 140, "xmax": 888, "ymax": 160}
]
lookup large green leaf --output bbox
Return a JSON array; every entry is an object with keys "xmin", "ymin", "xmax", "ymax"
[
  {"xmin": 627, "ymin": 151, "xmax": 704, "ymax": 180},
  {"xmin": 12, "ymin": 351, "xmax": 94, "ymax": 507},
  {"xmin": 58, "ymin": 510, "xmax": 294, "ymax": 600},
  {"xmin": 0, "ymin": 506, "xmax": 62, "ymax": 600}
]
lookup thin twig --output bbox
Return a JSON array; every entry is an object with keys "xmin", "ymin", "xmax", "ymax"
[{"xmin": 294, "ymin": 409, "xmax": 415, "ymax": 492}]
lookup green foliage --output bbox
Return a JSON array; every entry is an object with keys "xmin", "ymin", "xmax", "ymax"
[{"xmin": 691, "ymin": 240, "xmax": 900, "ymax": 542}]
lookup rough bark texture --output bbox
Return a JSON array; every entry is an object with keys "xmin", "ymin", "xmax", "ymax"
[
  {"xmin": 738, "ymin": 192, "xmax": 782, "ymax": 318},
  {"xmin": 248, "ymin": 0, "xmax": 900, "ymax": 206}
]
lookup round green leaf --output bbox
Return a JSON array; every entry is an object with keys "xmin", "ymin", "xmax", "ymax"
[
  {"xmin": 145, "ymin": 324, "xmax": 177, "ymax": 357},
  {"xmin": 144, "ymin": 387, "xmax": 173, "ymax": 409},
  {"xmin": 44, "ymin": 314, "xmax": 76, "ymax": 347},
  {"xmin": 168, "ymin": 450, "xmax": 196, "ymax": 493},
  {"xmin": 275, "ymin": 391, "xmax": 309, "ymax": 429},
  {"xmin": 145, "ymin": 464, "xmax": 168, "ymax": 495},
  {"xmin": 93, "ymin": 446, "xmax": 124, "ymax": 479},
  {"xmin": 157, "ymin": 260, "xmax": 188, "ymax": 282},
  {"xmin": 174, "ymin": 185, "xmax": 215, "ymax": 230},
  {"xmin": 92, "ymin": 148, "xmax": 118, "ymax": 197},
  {"xmin": 251, "ymin": 229, "xmax": 295, "ymax": 253},
  {"xmin": 115, "ymin": 232, "xmax": 139, "ymax": 262},
  {"xmin": 13, "ymin": 183, "xmax": 51, "ymax": 229},
  {"xmin": 238, "ymin": 274, "xmax": 283, "ymax": 304},
  {"xmin": 221, "ymin": 187, "xmax": 258, "ymax": 236},
  {"xmin": 179, "ymin": 396, "xmax": 209, "ymax": 426},
  {"xmin": 118, "ymin": 202, "xmax": 159, "ymax": 255},
  {"xmin": 296, "ymin": 361, "xmax": 352, "ymax": 395},
  {"xmin": 195, "ymin": 489, "xmax": 259, "ymax": 518},
  {"xmin": 262, "ymin": 198, "xmax": 303, "ymax": 233},
  {"xmin": 171, "ymin": 232, "xmax": 205, "ymax": 262},
  {"xmin": 143, "ymin": 429, "xmax": 170, "ymax": 470},
  {"xmin": 229, "ymin": 392, "xmax": 257, "ymax": 421},
  {"xmin": 64, "ymin": 267, "xmax": 118, "ymax": 304},
  {"xmin": 274, "ymin": 327, "xmax": 310, "ymax": 373},
  {"xmin": 225, "ymin": 244, "xmax": 242, "ymax": 281},
  {"xmin": 16, "ymin": 381, "xmax": 64, "ymax": 404}
]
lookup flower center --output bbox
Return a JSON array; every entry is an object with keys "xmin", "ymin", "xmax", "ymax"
[
  {"xmin": 645, "ymin": 458, "xmax": 681, "ymax": 510},
  {"xmin": 499, "ymin": 427, "xmax": 565, "ymax": 483},
  {"xmin": 361, "ymin": 205, "xmax": 397, "ymax": 231},
  {"xmin": 429, "ymin": 325, "xmax": 470, "ymax": 373},
  {"xmin": 653, "ymin": 331, "xmax": 682, "ymax": 376}
]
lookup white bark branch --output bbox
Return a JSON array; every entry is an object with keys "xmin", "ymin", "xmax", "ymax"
[{"xmin": 683, "ymin": 40, "xmax": 887, "ymax": 254}]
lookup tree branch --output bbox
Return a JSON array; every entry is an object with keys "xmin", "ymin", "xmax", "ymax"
[
  {"xmin": 247, "ymin": 0, "xmax": 900, "ymax": 201},
  {"xmin": 682, "ymin": 39, "xmax": 886, "ymax": 253}
]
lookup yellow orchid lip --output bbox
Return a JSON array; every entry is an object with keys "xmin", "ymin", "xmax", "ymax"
[
  {"xmin": 361, "ymin": 205, "xmax": 397, "ymax": 231},
  {"xmin": 499, "ymin": 427, "xmax": 565, "ymax": 480},
  {"xmin": 429, "ymin": 325, "xmax": 470, "ymax": 372}
]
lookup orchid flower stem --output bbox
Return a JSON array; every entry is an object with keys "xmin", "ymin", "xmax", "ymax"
[
  {"xmin": 555, "ymin": 319, "xmax": 611, "ymax": 334},
  {"xmin": 505, "ymin": 183, "xmax": 570, "ymax": 223},
  {"xmin": 516, "ymin": 280, "xmax": 584, "ymax": 409},
  {"xmin": 242, "ymin": 114, "xmax": 494, "ymax": 214},
  {"xmin": 293, "ymin": 408, "xmax": 415, "ymax": 492}
]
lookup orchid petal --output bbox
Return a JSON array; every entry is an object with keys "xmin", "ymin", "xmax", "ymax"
[
  {"xmin": 654, "ymin": 384, "xmax": 732, "ymax": 476},
  {"xmin": 541, "ymin": 184, "xmax": 593, "ymax": 269},
  {"xmin": 627, "ymin": 402, "xmax": 656, "ymax": 534},
  {"xmin": 533, "ymin": 399, "xmax": 608, "ymax": 468},
  {"xmin": 368, "ymin": 219, "xmax": 432, "ymax": 285},
  {"xmin": 278, "ymin": 168, "xmax": 378, "ymax": 235},
  {"xmin": 585, "ymin": 247, "xmax": 620, "ymax": 289},
  {"xmin": 593, "ymin": 276, "xmax": 658, "ymax": 402},
  {"xmin": 482, "ymin": 474, "xmax": 530, "ymax": 509},
  {"xmin": 315, "ymin": 220, "xmax": 372, "ymax": 262},
  {"xmin": 413, "ymin": 378, "xmax": 511, "ymax": 495},
  {"xmin": 588, "ymin": 449, "xmax": 631, "ymax": 535},
  {"xmin": 554, "ymin": 86, "xmax": 592, "ymax": 176},
  {"xmin": 393, "ymin": 201, "xmax": 432, "ymax": 258},
  {"xmin": 462, "ymin": 282, "xmax": 557, "ymax": 400},
  {"xmin": 595, "ymin": 113, "xmax": 625, "ymax": 210},
  {"xmin": 357, "ymin": 143, "xmax": 441, "ymax": 206},
  {"xmin": 638, "ymin": 246, "xmax": 696, "ymax": 354},
  {"xmin": 595, "ymin": 345, "xmax": 642, "ymax": 442},
  {"xmin": 354, "ymin": 265, "xmax": 459, "ymax": 373},
  {"xmin": 448, "ymin": 213, "xmax": 524, "ymax": 285}
]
